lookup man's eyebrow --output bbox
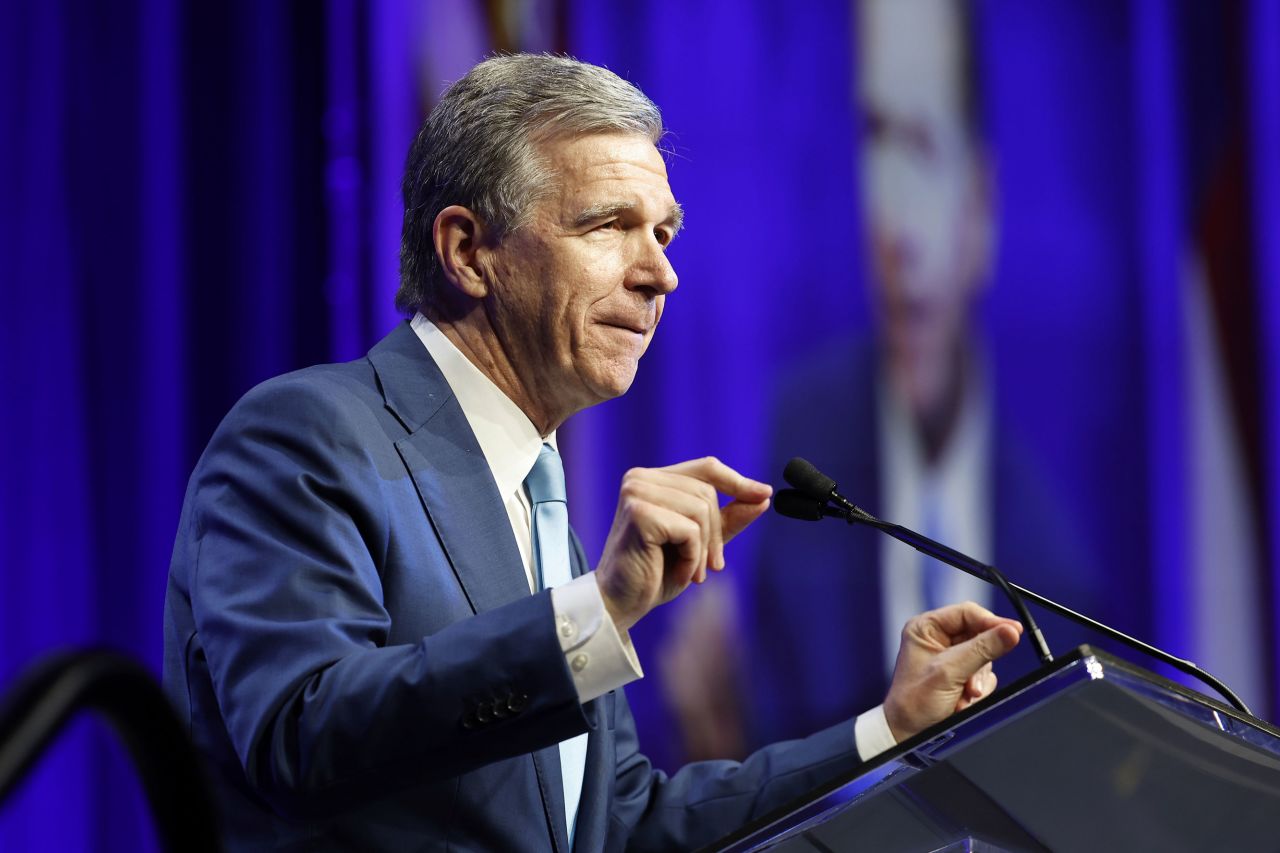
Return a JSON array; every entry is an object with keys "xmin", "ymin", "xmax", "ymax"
[
  {"xmin": 667, "ymin": 203, "xmax": 685, "ymax": 237},
  {"xmin": 572, "ymin": 202, "xmax": 634, "ymax": 228},
  {"xmin": 572, "ymin": 201, "xmax": 686, "ymax": 236}
]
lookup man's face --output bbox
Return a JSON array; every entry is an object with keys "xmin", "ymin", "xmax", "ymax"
[
  {"xmin": 858, "ymin": 0, "xmax": 991, "ymax": 419},
  {"xmin": 482, "ymin": 133, "xmax": 681, "ymax": 425}
]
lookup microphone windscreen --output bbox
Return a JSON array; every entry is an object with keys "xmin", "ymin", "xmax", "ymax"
[
  {"xmin": 783, "ymin": 457, "xmax": 836, "ymax": 500},
  {"xmin": 773, "ymin": 489, "xmax": 826, "ymax": 521}
]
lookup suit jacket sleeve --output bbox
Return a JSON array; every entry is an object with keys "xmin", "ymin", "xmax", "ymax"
[
  {"xmin": 608, "ymin": 691, "xmax": 863, "ymax": 851},
  {"xmin": 173, "ymin": 371, "xmax": 590, "ymax": 819}
]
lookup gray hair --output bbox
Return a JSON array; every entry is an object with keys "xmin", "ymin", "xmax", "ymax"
[{"xmin": 396, "ymin": 53, "xmax": 666, "ymax": 314}]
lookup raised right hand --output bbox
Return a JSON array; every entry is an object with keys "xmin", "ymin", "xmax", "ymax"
[{"xmin": 592, "ymin": 457, "xmax": 771, "ymax": 632}]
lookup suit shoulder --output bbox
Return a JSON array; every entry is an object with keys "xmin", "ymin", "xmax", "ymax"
[
  {"xmin": 217, "ymin": 359, "xmax": 384, "ymax": 436},
  {"xmin": 193, "ymin": 358, "xmax": 393, "ymax": 485},
  {"xmin": 238, "ymin": 359, "xmax": 377, "ymax": 411}
]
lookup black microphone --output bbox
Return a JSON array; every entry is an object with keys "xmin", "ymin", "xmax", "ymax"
[
  {"xmin": 773, "ymin": 489, "xmax": 825, "ymax": 521},
  {"xmin": 776, "ymin": 457, "xmax": 1253, "ymax": 716},
  {"xmin": 783, "ymin": 457, "xmax": 860, "ymax": 516},
  {"xmin": 775, "ymin": 489, "xmax": 848, "ymax": 522}
]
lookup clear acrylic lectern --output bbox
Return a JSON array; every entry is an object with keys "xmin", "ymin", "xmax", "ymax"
[{"xmin": 712, "ymin": 646, "xmax": 1280, "ymax": 852}]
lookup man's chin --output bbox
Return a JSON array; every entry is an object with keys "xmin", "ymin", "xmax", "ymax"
[{"xmin": 585, "ymin": 360, "xmax": 641, "ymax": 403}]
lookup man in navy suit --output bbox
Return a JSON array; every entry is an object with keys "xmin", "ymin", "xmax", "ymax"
[{"xmin": 164, "ymin": 53, "xmax": 1024, "ymax": 851}]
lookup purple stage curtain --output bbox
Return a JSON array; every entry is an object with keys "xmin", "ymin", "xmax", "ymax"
[
  {"xmin": 1, "ymin": 1, "xmax": 1278, "ymax": 848},
  {"xmin": 1, "ymin": 3, "xmax": 332, "ymax": 848}
]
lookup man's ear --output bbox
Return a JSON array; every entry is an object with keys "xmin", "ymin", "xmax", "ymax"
[{"xmin": 433, "ymin": 205, "xmax": 491, "ymax": 299}]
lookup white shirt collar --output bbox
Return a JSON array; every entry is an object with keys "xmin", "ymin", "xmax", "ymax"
[{"xmin": 410, "ymin": 313, "xmax": 555, "ymax": 501}]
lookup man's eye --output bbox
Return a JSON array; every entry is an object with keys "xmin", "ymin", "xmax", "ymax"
[
  {"xmin": 654, "ymin": 228, "xmax": 672, "ymax": 247},
  {"xmin": 597, "ymin": 219, "xmax": 622, "ymax": 231}
]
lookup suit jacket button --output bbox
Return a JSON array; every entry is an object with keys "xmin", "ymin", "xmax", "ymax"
[
  {"xmin": 461, "ymin": 711, "xmax": 478, "ymax": 730},
  {"xmin": 476, "ymin": 701, "xmax": 494, "ymax": 723},
  {"xmin": 508, "ymin": 693, "xmax": 529, "ymax": 714}
]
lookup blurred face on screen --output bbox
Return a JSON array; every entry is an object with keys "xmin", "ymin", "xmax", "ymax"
[{"xmin": 858, "ymin": 0, "xmax": 993, "ymax": 445}]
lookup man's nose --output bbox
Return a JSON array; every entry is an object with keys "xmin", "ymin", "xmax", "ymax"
[{"xmin": 626, "ymin": 236, "xmax": 679, "ymax": 297}]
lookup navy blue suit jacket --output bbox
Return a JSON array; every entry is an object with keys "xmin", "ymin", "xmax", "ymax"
[
  {"xmin": 746, "ymin": 339, "xmax": 1105, "ymax": 749},
  {"xmin": 163, "ymin": 322, "xmax": 863, "ymax": 851}
]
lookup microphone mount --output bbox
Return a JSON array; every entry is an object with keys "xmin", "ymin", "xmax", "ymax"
[
  {"xmin": 777, "ymin": 481, "xmax": 1054, "ymax": 666},
  {"xmin": 778, "ymin": 458, "xmax": 1252, "ymax": 716}
]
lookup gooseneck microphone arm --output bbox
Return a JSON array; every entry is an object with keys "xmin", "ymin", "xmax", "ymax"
[
  {"xmin": 777, "ymin": 457, "xmax": 1253, "ymax": 717},
  {"xmin": 850, "ymin": 504, "xmax": 1055, "ymax": 666},
  {"xmin": 779, "ymin": 456, "xmax": 1053, "ymax": 664}
]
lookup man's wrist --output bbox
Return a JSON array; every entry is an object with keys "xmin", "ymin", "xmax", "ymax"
[
  {"xmin": 853, "ymin": 704, "xmax": 898, "ymax": 761},
  {"xmin": 594, "ymin": 572, "xmax": 636, "ymax": 633}
]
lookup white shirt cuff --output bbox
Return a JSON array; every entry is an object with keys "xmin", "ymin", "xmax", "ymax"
[
  {"xmin": 853, "ymin": 704, "xmax": 898, "ymax": 761},
  {"xmin": 549, "ymin": 573, "xmax": 643, "ymax": 703}
]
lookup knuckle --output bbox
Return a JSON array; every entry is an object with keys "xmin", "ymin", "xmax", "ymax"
[
  {"xmin": 619, "ymin": 494, "xmax": 646, "ymax": 519},
  {"xmin": 619, "ymin": 476, "xmax": 647, "ymax": 500}
]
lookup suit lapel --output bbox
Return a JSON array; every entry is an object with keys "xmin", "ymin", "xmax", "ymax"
[
  {"xmin": 395, "ymin": 423, "xmax": 532, "ymax": 613},
  {"xmin": 370, "ymin": 322, "xmax": 532, "ymax": 614},
  {"xmin": 369, "ymin": 323, "xmax": 568, "ymax": 849}
]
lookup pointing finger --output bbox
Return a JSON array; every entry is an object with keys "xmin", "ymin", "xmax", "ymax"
[{"xmin": 663, "ymin": 456, "xmax": 772, "ymax": 503}]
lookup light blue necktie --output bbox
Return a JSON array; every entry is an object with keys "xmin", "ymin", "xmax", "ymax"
[{"xmin": 524, "ymin": 444, "xmax": 587, "ymax": 847}]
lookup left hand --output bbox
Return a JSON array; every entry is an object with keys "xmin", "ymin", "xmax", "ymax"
[{"xmin": 882, "ymin": 601, "xmax": 1023, "ymax": 743}]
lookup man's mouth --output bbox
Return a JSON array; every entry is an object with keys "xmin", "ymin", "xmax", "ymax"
[{"xmin": 600, "ymin": 319, "xmax": 650, "ymax": 335}]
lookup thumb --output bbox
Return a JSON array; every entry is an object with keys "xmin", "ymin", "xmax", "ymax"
[{"xmin": 942, "ymin": 622, "xmax": 1021, "ymax": 681}]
